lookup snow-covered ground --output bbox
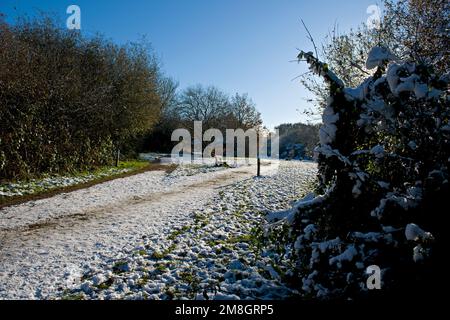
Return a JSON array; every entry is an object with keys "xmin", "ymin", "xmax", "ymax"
[
  {"xmin": 0, "ymin": 167, "xmax": 132, "ymax": 198},
  {"xmin": 0, "ymin": 161, "xmax": 316, "ymax": 300}
]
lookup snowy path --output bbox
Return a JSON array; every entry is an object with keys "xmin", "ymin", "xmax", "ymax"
[
  {"xmin": 63, "ymin": 161, "xmax": 317, "ymax": 300},
  {"xmin": 0, "ymin": 164, "xmax": 266, "ymax": 299}
]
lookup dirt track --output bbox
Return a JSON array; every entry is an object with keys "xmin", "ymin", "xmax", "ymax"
[{"xmin": 0, "ymin": 164, "xmax": 270, "ymax": 299}]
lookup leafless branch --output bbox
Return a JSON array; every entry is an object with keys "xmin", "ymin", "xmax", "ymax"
[{"xmin": 301, "ymin": 19, "xmax": 319, "ymax": 59}]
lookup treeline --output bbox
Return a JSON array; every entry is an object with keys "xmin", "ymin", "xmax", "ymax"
[
  {"xmin": 0, "ymin": 16, "xmax": 162, "ymax": 179},
  {"xmin": 276, "ymin": 122, "xmax": 319, "ymax": 159},
  {"xmin": 141, "ymin": 85, "xmax": 262, "ymax": 153},
  {"xmin": 0, "ymin": 15, "xmax": 261, "ymax": 180}
]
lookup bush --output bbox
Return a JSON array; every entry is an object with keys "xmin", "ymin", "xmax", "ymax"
[
  {"xmin": 267, "ymin": 48, "xmax": 449, "ymax": 300},
  {"xmin": 0, "ymin": 15, "xmax": 161, "ymax": 180}
]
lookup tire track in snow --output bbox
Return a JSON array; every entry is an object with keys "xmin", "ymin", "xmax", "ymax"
[{"xmin": 0, "ymin": 164, "xmax": 274, "ymax": 299}]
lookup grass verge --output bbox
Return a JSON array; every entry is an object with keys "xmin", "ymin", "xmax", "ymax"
[{"xmin": 0, "ymin": 161, "xmax": 177, "ymax": 209}]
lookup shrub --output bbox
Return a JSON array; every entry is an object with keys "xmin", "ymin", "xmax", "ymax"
[
  {"xmin": 0, "ymin": 15, "xmax": 161, "ymax": 180},
  {"xmin": 267, "ymin": 47, "xmax": 449, "ymax": 300}
]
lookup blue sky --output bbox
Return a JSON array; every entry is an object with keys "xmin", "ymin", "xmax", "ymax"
[{"xmin": 1, "ymin": 0, "xmax": 381, "ymax": 128}]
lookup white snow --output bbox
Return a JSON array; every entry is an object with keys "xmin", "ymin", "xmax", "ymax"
[
  {"xmin": 405, "ymin": 223, "xmax": 433, "ymax": 241},
  {"xmin": 414, "ymin": 82, "xmax": 428, "ymax": 99},
  {"xmin": 344, "ymin": 78, "xmax": 372, "ymax": 101},
  {"xmin": 317, "ymin": 237, "xmax": 341, "ymax": 253},
  {"xmin": 352, "ymin": 180, "xmax": 363, "ymax": 197},
  {"xmin": 386, "ymin": 63, "xmax": 402, "ymax": 92},
  {"xmin": 329, "ymin": 245, "xmax": 358, "ymax": 265},
  {"xmin": 395, "ymin": 74, "xmax": 419, "ymax": 95},
  {"xmin": 0, "ymin": 161, "xmax": 317, "ymax": 300},
  {"xmin": 366, "ymin": 47, "xmax": 397, "ymax": 70},
  {"xmin": 413, "ymin": 245, "xmax": 425, "ymax": 262},
  {"xmin": 370, "ymin": 145, "xmax": 385, "ymax": 158},
  {"xmin": 266, "ymin": 192, "xmax": 316, "ymax": 224},
  {"xmin": 366, "ymin": 99, "xmax": 386, "ymax": 113},
  {"xmin": 408, "ymin": 141, "xmax": 418, "ymax": 150},
  {"xmin": 319, "ymin": 106, "xmax": 339, "ymax": 145},
  {"xmin": 0, "ymin": 167, "xmax": 131, "ymax": 198}
]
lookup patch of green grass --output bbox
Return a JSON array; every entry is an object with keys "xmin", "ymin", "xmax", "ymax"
[
  {"xmin": 137, "ymin": 249, "xmax": 147, "ymax": 256},
  {"xmin": 151, "ymin": 243, "xmax": 177, "ymax": 260},
  {"xmin": 61, "ymin": 293, "xmax": 85, "ymax": 300},
  {"xmin": 112, "ymin": 261, "xmax": 129, "ymax": 274},
  {"xmin": 193, "ymin": 214, "xmax": 210, "ymax": 230},
  {"xmin": 151, "ymin": 251, "xmax": 165, "ymax": 259},
  {"xmin": 118, "ymin": 160, "xmax": 149, "ymax": 170},
  {"xmin": 154, "ymin": 263, "xmax": 168, "ymax": 272},
  {"xmin": 67, "ymin": 160, "xmax": 148, "ymax": 179},
  {"xmin": 167, "ymin": 225, "xmax": 190, "ymax": 240},
  {"xmin": 179, "ymin": 271, "xmax": 196, "ymax": 283},
  {"xmin": 137, "ymin": 275, "xmax": 151, "ymax": 287},
  {"xmin": 179, "ymin": 271, "xmax": 201, "ymax": 298},
  {"xmin": 194, "ymin": 213, "xmax": 209, "ymax": 223},
  {"xmin": 232, "ymin": 210, "xmax": 245, "ymax": 219},
  {"xmin": 228, "ymin": 234, "xmax": 252, "ymax": 243},
  {"xmin": 164, "ymin": 286, "xmax": 180, "ymax": 300},
  {"xmin": 206, "ymin": 239, "xmax": 226, "ymax": 247},
  {"xmin": 228, "ymin": 228, "xmax": 262, "ymax": 247},
  {"xmin": 95, "ymin": 278, "xmax": 114, "ymax": 290}
]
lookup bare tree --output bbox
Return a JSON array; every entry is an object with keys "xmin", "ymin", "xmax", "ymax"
[
  {"xmin": 299, "ymin": 0, "xmax": 449, "ymax": 114},
  {"xmin": 178, "ymin": 85, "xmax": 229, "ymax": 131},
  {"xmin": 229, "ymin": 93, "xmax": 262, "ymax": 130}
]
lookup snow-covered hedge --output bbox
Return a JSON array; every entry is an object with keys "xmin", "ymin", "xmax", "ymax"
[{"xmin": 267, "ymin": 47, "xmax": 449, "ymax": 300}]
